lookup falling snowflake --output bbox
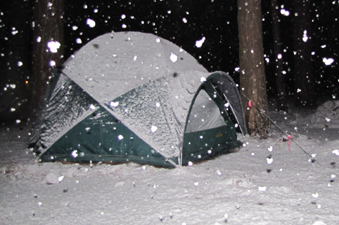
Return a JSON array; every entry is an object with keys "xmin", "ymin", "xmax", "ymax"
[
  {"xmin": 258, "ymin": 186, "xmax": 267, "ymax": 192},
  {"xmin": 58, "ymin": 176, "xmax": 64, "ymax": 183},
  {"xmin": 49, "ymin": 60, "xmax": 56, "ymax": 66},
  {"xmin": 71, "ymin": 150, "xmax": 78, "ymax": 158},
  {"xmin": 280, "ymin": 9, "xmax": 290, "ymax": 16},
  {"xmin": 302, "ymin": 30, "xmax": 308, "ymax": 42},
  {"xmin": 170, "ymin": 53, "xmax": 177, "ymax": 62},
  {"xmin": 89, "ymin": 104, "xmax": 96, "ymax": 110},
  {"xmin": 151, "ymin": 125, "xmax": 158, "ymax": 133},
  {"xmin": 110, "ymin": 101, "xmax": 119, "ymax": 107},
  {"xmin": 118, "ymin": 135, "xmax": 124, "ymax": 140},
  {"xmin": 86, "ymin": 18, "xmax": 96, "ymax": 28},
  {"xmin": 323, "ymin": 57, "xmax": 334, "ymax": 66},
  {"xmin": 47, "ymin": 41, "xmax": 61, "ymax": 53},
  {"xmin": 332, "ymin": 149, "xmax": 339, "ymax": 156},
  {"xmin": 266, "ymin": 156, "xmax": 273, "ymax": 164},
  {"xmin": 195, "ymin": 37, "xmax": 206, "ymax": 48}
]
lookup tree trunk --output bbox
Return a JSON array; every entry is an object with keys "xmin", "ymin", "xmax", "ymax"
[
  {"xmin": 292, "ymin": 0, "xmax": 315, "ymax": 108},
  {"xmin": 31, "ymin": 0, "xmax": 64, "ymax": 122},
  {"xmin": 271, "ymin": 0, "xmax": 288, "ymax": 112},
  {"xmin": 238, "ymin": 0, "xmax": 269, "ymax": 137}
]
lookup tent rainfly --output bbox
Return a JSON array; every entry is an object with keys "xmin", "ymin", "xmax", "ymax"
[{"xmin": 31, "ymin": 31, "xmax": 247, "ymax": 167}]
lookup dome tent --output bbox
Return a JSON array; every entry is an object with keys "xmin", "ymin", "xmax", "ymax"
[{"xmin": 33, "ymin": 31, "xmax": 246, "ymax": 167}]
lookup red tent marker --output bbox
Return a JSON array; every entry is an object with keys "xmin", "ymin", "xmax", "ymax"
[{"xmin": 287, "ymin": 135, "xmax": 292, "ymax": 151}]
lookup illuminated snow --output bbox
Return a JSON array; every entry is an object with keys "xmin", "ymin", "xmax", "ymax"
[
  {"xmin": 110, "ymin": 101, "xmax": 119, "ymax": 107},
  {"xmin": 86, "ymin": 18, "xmax": 96, "ymax": 28},
  {"xmin": 170, "ymin": 53, "xmax": 177, "ymax": 62},
  {"xmin": 49, "ymin": 60, "xmax": 56, "ymax": 66},
  {"xmin": 302, "ymin": 30, "xmax": 308, "ymax": 42},
  {"xmin": 280, "ymin": 9, "xmax": 290, "ymax": 16},
  {"xmin": 267, "ymin": 157, "xmax": 273, "ymax": 164},
  {"xmin": 195, "ymin": 37, "xmax": 206, "ymax": 48},
  {"xmin": 47, "ymin": 41, "xmax": 61, "ymax": 53},
  {"xmin": 71, "ymin": 150, "xmax": 78, "ymax": 158},
  {"xmin": 58, "ymin": 176, "xmax": 64, "ymax": 183},
  {"xmin": 333, "ymin": 149, "xmax": 339, "ymax": 156},
  {"xmin": 89, "ymin": 104, "xmax": 96, "ymax": 110},
  {"xmin": 323, "ymin": 57, "xmax": 334, "ymax": 66},
  {"xmin": 258, "ymin": 186, "xmax": 267, "ymax": 192},
  {"xmin": 118, "ymin": 135, "xmax": 124, "ymax": 140},
  {"xmin": 151, "ymin": 125, "xmax": 158, "ymax": 133}
]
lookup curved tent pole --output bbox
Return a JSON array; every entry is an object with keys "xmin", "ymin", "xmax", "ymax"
[
  {"xmin": 221, "ymin": 92, "xmax": 247, "ymax": 136},
  {"xmin": 209, "ymin": 72, "xmax": 248, "ymax": 136}
]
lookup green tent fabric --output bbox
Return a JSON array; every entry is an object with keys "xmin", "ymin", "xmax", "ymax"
[{"xmin": 32, "ymin": 31, "xmax": 246, "ymax": 167}]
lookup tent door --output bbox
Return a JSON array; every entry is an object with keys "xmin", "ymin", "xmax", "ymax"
[{"xmin": 182, "ymin": 80, "xmax": 239, "ymax": 164}]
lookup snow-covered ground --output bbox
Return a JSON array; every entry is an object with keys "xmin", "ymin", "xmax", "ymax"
[{"xmin": 1, "ymin": 101, "xmax": 339, "ymax": 225}]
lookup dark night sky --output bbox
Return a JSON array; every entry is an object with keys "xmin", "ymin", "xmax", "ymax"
[
  {"xmin": 0, "ymin": 0, "xmax": 339, "ymax": 120},
  {"xmin": 64, "ymin": 0, "xmax": 239, "ymax": 73}
]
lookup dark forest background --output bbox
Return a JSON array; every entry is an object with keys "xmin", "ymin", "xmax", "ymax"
[{"xmin": 0, "ymin": 0, "xmax": 338, "ymax": 124}]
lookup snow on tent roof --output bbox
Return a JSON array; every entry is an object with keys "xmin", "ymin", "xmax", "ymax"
[{"xmin": 63, "ymin": 31, "xmax": 208, "ymax": 103}]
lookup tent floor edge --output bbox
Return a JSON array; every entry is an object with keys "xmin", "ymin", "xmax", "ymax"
[
  {"xmin": 39, "ymin": 154, "xmax": 176, "ymax": 168},
  {"xmin": 180, "ymin": 140, "xmax": 243, "ymax": 166}
]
